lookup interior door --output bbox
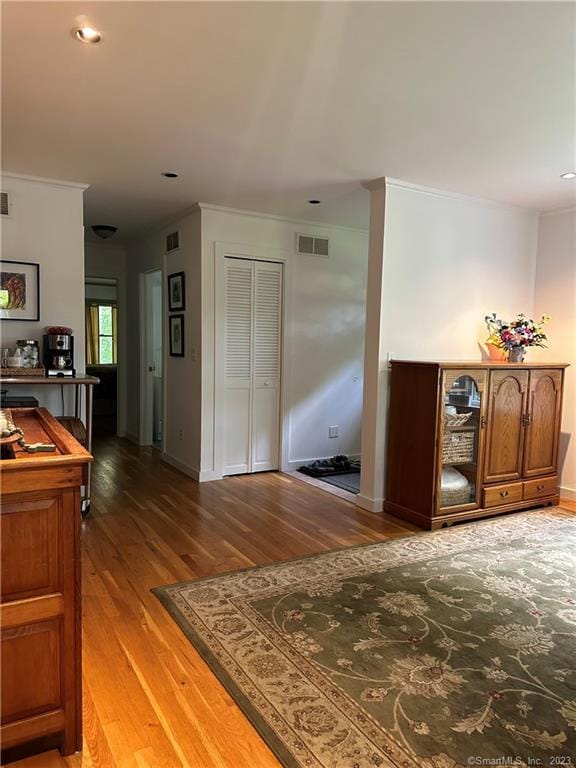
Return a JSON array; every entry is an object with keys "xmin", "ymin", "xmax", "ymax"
[
  {"xmin": 484, "ymin": 369, "xmax": 529, "ymax": 483},
  {"xmin": 141, "ymin": 270, "xmax": 163, "ymax": 447},
  {"xmin": 223, "ymin": 258, "xmax": 282, "ymax": 476},
  {"xmin": 523, "ymin": 369, "xmax": 562, "ymax": 477},
  {"xmin": 223, "ymin": 259, "xmax": 253, "ymax": 475},
  {"xmin": 251, "ymin": 260, "xmax": 282, "ymax": 472}
]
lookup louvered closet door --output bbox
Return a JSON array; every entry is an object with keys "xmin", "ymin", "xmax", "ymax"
[
  {"xmin": 224, "ymin": 259, "xmax": 253, "ymax": 475},
  {"xmin": 251, "ymin": 260, "xmax": 282, "ymax": 472},
  {"xmin": 223, "ymin": 258, "xmax": 282, "ymax": 476}
]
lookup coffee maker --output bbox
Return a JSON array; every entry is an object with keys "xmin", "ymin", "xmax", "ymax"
[{"xmin": 43, "ymin": 327, "xmax": 75, "ymax": 377}]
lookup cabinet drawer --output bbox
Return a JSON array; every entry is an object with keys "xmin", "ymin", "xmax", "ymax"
[
  {"xmin": 524, "ymin": 476, "xmax": 557, "ymax": 501},
  {"xmin": 483, "ymin": 482, "xmax": 523, "ymax": 508}
]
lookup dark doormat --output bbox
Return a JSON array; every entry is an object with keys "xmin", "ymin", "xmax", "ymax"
[{"xmin": 316, "ymin": 471, "xmax": 361, "ymax": 494}]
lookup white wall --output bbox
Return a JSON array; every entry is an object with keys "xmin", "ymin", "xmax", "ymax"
[
  {"xmin": 532, "ymin": 208, "xmax": 576, "ymax": 498},
  {"xmin": 200, "ymin": 206, "xmax": 368, "ymax": 479},
  {"xmin": 0, "ymin": 173, "xmax": 87, "ymax": 415},
  {"xmin": 85, "ymin": 241, "xmax": 127, "ymax": 436},
  {"xmin": 360, "ymin": 179, "xmax": 539, "ymax": 511}
]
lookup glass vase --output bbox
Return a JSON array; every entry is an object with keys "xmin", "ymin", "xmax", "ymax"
[{"xmin": 507, "ymin": 347, "xmax": 526, "ymax": 363}]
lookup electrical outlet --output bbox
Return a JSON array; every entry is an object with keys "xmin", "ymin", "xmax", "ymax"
[
  {"xmin": 178, "ymin": 428, "xmax": 183, "ymax": 441},
  {"xmin": 328, "ymin": 425, "xmax": 339, "ymax": 439}
]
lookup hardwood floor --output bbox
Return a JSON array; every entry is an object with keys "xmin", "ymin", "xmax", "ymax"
[{"xmin": 8, "ymin": 438, "xmax": 416, "ymax": 768}]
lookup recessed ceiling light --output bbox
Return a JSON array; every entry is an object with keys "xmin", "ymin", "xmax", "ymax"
[
  {"xmin": 72, "ymin": 26, "xmax": 102, "ymax": 44},
  {"xmin": 161, "ymin": 172, "xmax": 179, "ymax": 179},
  {"xmin": 308, "ymin": 199, "xmax": 321, "ymax": 205},
  {"xmin": 560, "ymin": 172, "xmax": 576, "ymax": 180}
]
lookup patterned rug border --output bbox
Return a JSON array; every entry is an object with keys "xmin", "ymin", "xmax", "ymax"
[
  {"xmin": 152, "ymin": 506, "xmax": 572, "ymax": 768},
  {"xmin": 154, "ymin": 506, "xmax": 570, "ymax": 596},
  {"xmin": 154, "ymin": 585, "xmax": 301, "ymax": 768}
]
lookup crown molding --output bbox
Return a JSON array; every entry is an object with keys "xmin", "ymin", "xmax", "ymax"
[
  {"xmin": 0, "ymin": 171, "xmax": 89, "ymax": 191},
  {"xmin": 385, "ymin": 177, "xmax": 537, "ymax": 214},
  {"xmin": 197, "ymin": 202, "xmax": 369, "ymax": 234},
  {"xmin": 539, "ymin": 205, "xmax": 576, "ymax": 218}
]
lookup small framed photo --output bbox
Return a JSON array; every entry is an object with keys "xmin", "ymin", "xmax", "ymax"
[
  {"xmin": 0, "ymin": 260, "xmax": 40, "ymax": 321},
  {"xmin": 169, "ymin": 314, "xmax": 185, "ymax": 357},
  {"xmin": 168, "ymin": 271, "xmax": 185, "ymax": 312}
]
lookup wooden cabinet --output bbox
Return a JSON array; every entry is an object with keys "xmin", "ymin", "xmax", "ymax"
[
  {"xmin": 384, "ymin": 362, "xmax": 568, "ymax": 530},
  {"xmin": 0, "ymin": 408, "xmax": 92, "ymax": 762}
]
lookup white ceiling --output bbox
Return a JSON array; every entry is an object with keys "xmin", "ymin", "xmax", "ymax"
[{"xmin": 2, "ymin": 1, "xmax": 575, "ymax": 241}]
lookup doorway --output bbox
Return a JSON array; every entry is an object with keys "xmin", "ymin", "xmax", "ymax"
[
  {"xmin": 140, "ymin": 269, "xmax": 163, "ymax": 448},
  {"xmin": 85, "ymin": 277, "xmax": 119, "ymax": 437},
  {"xmin": 217, "ymin": 256, "xmax": 283, "ymax": 476}
]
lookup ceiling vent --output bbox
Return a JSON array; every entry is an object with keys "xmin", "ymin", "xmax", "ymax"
[
  {"xmin": 0, "ymin": 191, "xmax": 10, "ymax": 216},
  {"xmin": 296, "ymin": 233, "xmax": 329, "ymax": 258},
  {"xmin": 166, "ymin": 230, "xmax": 180, "ymax": 252}
]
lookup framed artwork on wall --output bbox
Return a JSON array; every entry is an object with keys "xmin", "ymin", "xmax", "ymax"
[
  {"xmin": 0, "ymin": 260, "xmax": 40, "ymax": 321},
  {"xmin": 169, "ymin": 314, "xmax": 185, "ymax": 357},
  {"xmin": 168, "ymin": 271, "xmax": 185, "ymax": 312}
]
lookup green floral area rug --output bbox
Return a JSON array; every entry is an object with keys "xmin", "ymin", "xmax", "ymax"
[{"xmin": 154, "ymin": 509, "xmax": 576, "ymax": 768}]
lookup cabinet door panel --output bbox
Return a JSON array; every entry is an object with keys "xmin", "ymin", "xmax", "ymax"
[
  {"xmin": 523, "ymin": 369, "xmax": 562, "ymax": 477},
  {"xmin": 1, "ymin": 619, "xmax": 61, "ymax": 723},
  {"xmin": 436, "ymin": 370, "xmax": 487, "ymax": 514},
  {"xmin": 0, "ymin": 497, "xmax": 61, "ymax": 601},
  {"xmin": 484, "ymin": 370, "xmax": 529, "ymax": 483}
]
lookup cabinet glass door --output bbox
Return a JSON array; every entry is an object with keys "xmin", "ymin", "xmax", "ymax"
[{"xmin": 438, "ymin": 370, "xmax": 486, "ymax": 512}]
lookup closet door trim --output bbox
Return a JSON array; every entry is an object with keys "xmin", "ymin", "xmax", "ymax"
[{"xmin": 214, "ymin": 243, "xmax": 290, "ymax": 480}]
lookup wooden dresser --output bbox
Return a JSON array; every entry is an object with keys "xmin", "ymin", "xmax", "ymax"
[
  {"xmin": 384, "ymin": 361, "xmax": 568, "ymax": 530},
  {"xmin": 1, "ymin": 408, "xmax": 92, "ymax": 761}
]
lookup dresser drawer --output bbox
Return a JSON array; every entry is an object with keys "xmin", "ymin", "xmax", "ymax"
[
  {"xmin": 483, "ymin": 482, "xmax": 523, "ymax": 508},
  {"xmin": 524, "ymin": 476, "xmax": 557, "ymax": 501}
]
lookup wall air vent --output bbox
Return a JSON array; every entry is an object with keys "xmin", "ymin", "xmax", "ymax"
[
  {"xmin": 0, "ymin": 191, "xmax": 10, "ymax": 216},
  {"xmin": 166, "ymin": 230, "xmax": 180, "ymax": 252},
  {"xmin": 296, "ymin": 233, "xmax": 329, "ymax": 258}
]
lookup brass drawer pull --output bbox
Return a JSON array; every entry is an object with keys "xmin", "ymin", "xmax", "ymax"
[
  {"xmin": 500, "ymin": 491, "xmax": 509, "ymax": 498},
  {"xmin": 537, "ymin": 484, "xmax": 545, "ymax": 491}
]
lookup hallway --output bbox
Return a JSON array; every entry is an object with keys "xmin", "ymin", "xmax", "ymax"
[{"xmin": 11, "ymin": 438, "xmax": 414, "ymax": 768}]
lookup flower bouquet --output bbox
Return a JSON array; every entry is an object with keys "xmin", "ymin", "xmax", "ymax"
[{"xmin": 484, "ymin": 313, "xmax": 550, "ymax": 363}]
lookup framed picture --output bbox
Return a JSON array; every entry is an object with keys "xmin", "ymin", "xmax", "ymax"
[
  {"xmin": 169, "ymin": 314, "xmax": 185, "ymax": 357},
  {"xmin": 0, "ymin": 260, "xmax": 40, "ymax": 321},
  {"xmin": 168, "ymin": 271, "xmax": 185, "ymax": 312}
]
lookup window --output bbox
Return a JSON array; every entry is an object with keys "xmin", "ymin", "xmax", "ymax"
[
  {"xmin": 86, "ymin": 302, "xmax": 117, "ymax": 365},
  {"xmin": 98, "ymin": 305, "xmax": 114, "ymax": 364}
]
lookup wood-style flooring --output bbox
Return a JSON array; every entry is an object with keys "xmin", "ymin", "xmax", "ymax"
[{"xmin": 9, "ymin": 438, "xmax": 417, "ymax": 768}]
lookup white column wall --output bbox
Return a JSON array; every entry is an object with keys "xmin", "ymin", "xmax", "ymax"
[{"xmin": 359, "ymin": 179, "xmax": 539, "ymax": 512}]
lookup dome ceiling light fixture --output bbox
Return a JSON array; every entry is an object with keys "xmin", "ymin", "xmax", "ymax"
[
  {"xmin": 72, "ymin": 26, "xmax": 102, "ymax": 44},
  {"xmin": 560, "ymin": 171, "xmax": 576, "ymax": 180},
  {"xmin": 91, "ymin": 225, "xmax": 117, "ymax": 240}
]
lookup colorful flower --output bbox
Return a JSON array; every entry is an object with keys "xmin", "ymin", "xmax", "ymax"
[{"xmin": 484, "ymin": 312, "xmax": 550, "ymax": 350}]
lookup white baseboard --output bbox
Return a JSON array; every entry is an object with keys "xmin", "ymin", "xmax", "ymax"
[
  {"xmin": 161, "ymin": 452, "xmax": 199, "ymax": 481},
  {"xmin": 198, "ymin": 469, "xmax": 224, "ymax": 482},
  {"xmin": 283, "ymin": 453, "xmax": 361, "ymax": 472},
  {"xmin": 355, "ymin": 494, "xmax": 384, "ymax": 513},
  {"xmin": 160, "ymin": 454, "xmax": 224, "ymax": 483},
  {"xmin": 560, "ymin": 485, "xmax": 576, "ymax": 501}
]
